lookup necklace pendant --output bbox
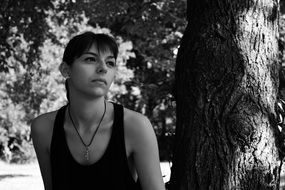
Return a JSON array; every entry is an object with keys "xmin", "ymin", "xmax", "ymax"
[{"xmin": 85, "ymin": 147, "xmax": 90, "ymax": 161}]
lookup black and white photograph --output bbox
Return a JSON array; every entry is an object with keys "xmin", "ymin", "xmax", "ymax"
[{"xmin": 1, "ymin": 0, "xmax": 285, "ymax": 189}]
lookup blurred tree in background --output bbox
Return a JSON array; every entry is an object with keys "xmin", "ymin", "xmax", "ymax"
[
  {"xmin": 0, "ymin": 0, "xmax": 186, "ymax": 163},
  {"xmin": 0, "ymin": 0, "xmax": 56, "ymax": 163}
]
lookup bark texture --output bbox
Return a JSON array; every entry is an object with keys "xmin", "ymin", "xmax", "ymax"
[{"xmin": 170, "ymin": 0, "xmax": 281, "ymax": 189}]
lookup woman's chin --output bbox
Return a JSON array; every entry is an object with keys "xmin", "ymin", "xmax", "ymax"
[{"xmin": 87, "ymin": 89, "xmax": 107, "ymax": 98}]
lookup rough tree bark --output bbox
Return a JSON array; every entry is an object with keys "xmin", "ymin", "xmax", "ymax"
[{"xmin": 170, "ymin": 0, "xmax": 281, "ymax": 189}]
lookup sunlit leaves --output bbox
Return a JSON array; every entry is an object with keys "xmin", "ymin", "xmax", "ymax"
[{"xmin": 0, "ymin": 0, "xmax": 187, "ymax": 162}]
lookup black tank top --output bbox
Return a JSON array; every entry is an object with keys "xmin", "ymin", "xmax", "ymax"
[{"xmin": 50, "ymin": 103, "xmax": 141, "ymax": 190}]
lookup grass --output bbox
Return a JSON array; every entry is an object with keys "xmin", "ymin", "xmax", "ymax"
[
  {"xmin": 0, "ymin": 160, "xmax": 171, "ymax": 190},
  {"xmin": 0, "ymin": 160, "xmax": 44, "ymax": 190}
]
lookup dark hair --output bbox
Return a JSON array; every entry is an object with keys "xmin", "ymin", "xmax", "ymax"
[
  {"xmin": 63, "ymin": 31, "xmax": 118, "ymax": 102},
  {"xmin": 63, "ymin": 31, "xmax": 118, "ymax": 66}
]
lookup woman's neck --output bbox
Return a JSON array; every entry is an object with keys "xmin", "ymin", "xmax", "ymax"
[{"xmin": 68, "ymin": 94, "xmax": 106, "ymax": 131}]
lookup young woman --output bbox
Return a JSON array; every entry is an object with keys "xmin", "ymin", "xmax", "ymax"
[{"xmin": 31, "ymin": 31, "xmax": 165, "ymax": 190}]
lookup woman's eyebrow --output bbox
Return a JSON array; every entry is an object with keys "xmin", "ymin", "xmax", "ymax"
[
  {"xmin": 82, "ymin": 52, "xmax": 98, "ymax": 57},
  {"xmin": 83, "ymin": 52, "xmax": 114, "ymax": 59},
  {"xmin": 106, "ymin": 55, "xmax": 115, "ymax": 59}
]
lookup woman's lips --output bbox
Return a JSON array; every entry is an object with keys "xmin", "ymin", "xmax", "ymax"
[{"xmin": 91, "ymin": 78, "xmax": 107, "ymax": 85}]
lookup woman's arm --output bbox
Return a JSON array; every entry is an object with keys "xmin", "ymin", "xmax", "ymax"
[
  {"xmin": 31, "ymin": 115, "xmax": 53, "ymax": 190},
  {"xmin": 125, "ymin": 111, "xmax": 165, "ymax": 190}
]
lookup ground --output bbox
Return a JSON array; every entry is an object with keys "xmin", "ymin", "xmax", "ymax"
[
  {"xmin": 0, "ymin": 160, "xmax": 43, "ymax": 190},
  {"xmin": 0, "ymin": 160, "xmax": 171, "ymax": 190}
]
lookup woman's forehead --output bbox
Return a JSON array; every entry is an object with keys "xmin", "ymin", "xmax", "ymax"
[{"xmin": 85, "ymin": 43, "xmax": 114, "ymax": 56}]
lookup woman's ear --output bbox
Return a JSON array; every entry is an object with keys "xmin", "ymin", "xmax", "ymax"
[{"xmin": 59, "ymin": 62, "xmax": 71, "ymax": 78}]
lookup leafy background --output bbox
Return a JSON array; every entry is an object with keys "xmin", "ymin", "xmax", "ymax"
[
  {"xmin": 0, "ymin": 0, "xmax": 284, "ymax": 164},
  {"xmin": 0, "ymin": 0, "xmax": 186, "ymax": 163}
]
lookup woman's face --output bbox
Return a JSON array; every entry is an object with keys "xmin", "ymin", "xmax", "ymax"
[{"xmin": 68, "ymin": 43, "xmax": 117, "ymax": 99}]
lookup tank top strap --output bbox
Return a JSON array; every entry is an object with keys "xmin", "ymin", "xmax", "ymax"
[
  {"xmin": 50, "ymin": 104, "xmax": 69, "ymax": 182},
  {"xmin": 111, "ymin": 102, "xmax": 141, "ymax": 189},
  {"xmin": 110, "ymin": 102, "xmax": 125, "ymax": 149},
  {"xmin": 110, "ymin": 102, "xmax": 127, "ymax": 157},
  {"xmin": 112, "ymin": 102, "xmax": 124, "ymax": 130},
  {"xmin": 53, "ymin": 104, "xmax": 68, "ymax": 137},
  {"xmin": 50, "ymin": 104, "xmax": 68, "ymax": 161}
]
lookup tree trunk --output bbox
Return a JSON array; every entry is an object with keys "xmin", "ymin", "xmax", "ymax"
[{"xmin": 170, "ymin": 0, "xmax": 281, "ymax": 189}]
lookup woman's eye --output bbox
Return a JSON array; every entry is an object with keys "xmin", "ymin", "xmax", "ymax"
[
  {"xmin": 85, "ymin": 57, "xmax": 96, "ymax": 62},
  {"xmin": 107, "ymin": 61, "xmax": 116, "ymax": 67}
]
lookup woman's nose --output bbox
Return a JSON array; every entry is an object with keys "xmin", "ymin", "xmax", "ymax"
[{"xmin": 96, "ymin": 60, "xmax": 107, "ymax": 74}]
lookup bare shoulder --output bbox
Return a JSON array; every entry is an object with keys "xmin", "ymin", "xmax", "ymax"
[
  {"xmin": 123, "ymin": 108, "xmax": 153, "ymax": 132},
  {"xmin": 31, "ymin": 110, "xmax": 58, "ymax": 150},
  {"xmin": 123, "ymin": 107, "xmax": 157, "ymax": 153},
  {"xmin": 123, "ymin": 107, "xmax": 165, "ymax": 189},
  {"xmin": 31, "ymin": 111, "xmax": 57, "ymax": 133}
]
